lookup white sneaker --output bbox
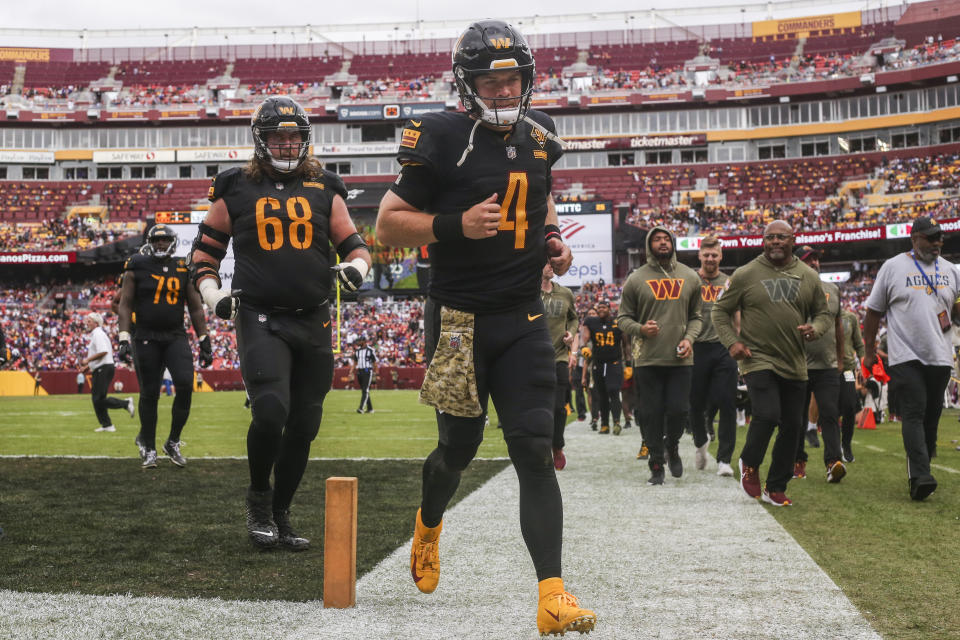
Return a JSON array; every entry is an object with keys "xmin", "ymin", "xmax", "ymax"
[
  {"xmin": 94, "ymin": 425, "xmax": 116, "ymax": 432},
  {"xmin": 717, "ymin": 461, "xmax": 734, "ymax": 477},
  {"xmin": 126, "ymin": 397, "xmax": 136, "ymax": 418},
  {"xmin": 736, "ymin": 409, "xmax": 746, "ymax": 426},
  {"xmin": 695, "ymin": 443, "xmax": 709, "ymax": 470}
]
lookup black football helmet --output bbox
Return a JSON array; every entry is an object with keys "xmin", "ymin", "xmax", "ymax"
[
  {"xmin": 251, "ymin": 96, "xmax": 311, "ymax": 174},
  {"xmin": 143, "ymin": 224, "xmax": 178, "ymax": 259},
  {"xmin": 452, "ymin": 20, "xmax": 535, "ymax": 127}
]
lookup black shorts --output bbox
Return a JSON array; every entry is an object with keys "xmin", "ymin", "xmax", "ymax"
[{"xmin": 424, "ymin": 297, "xmax": 555, "ymax": 447}]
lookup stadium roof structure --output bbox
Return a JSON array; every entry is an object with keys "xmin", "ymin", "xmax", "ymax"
[{"xmin": 0, "ymin": 0, "xmax": 934, "ymax": 49}]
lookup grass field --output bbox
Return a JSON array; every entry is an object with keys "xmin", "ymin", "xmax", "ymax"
[{"xmin": 2, "ymin": 390, "xmax": 960, "ymax": 639}]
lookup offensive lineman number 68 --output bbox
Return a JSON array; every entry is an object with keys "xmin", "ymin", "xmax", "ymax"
[{"xmin": 255, "ymin": 196, "xmax": 314, "ymax": 251}]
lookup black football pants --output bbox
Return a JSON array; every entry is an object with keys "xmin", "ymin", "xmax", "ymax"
[
  {"xmin": 740, "ymin": 370, "xmax": 806, "ymax": 493},
  {"xmin": 570, "ymin": 363, "xmax": 587, "ymax": 420},
  {"xmin": 134, "ymin": 334, "xmax": 194, "ymax": 450},
  {"xmin": 419, "ymin": 297, "xmax": 561, "ymax": 581},
  {"xmin": 591, "ymin": 360, "xmax": 623, "ymax": 427},
  {"xmin": 888, "ymin": 361, "xmax": 951, "ymax": 480},
  {"xmin": 237, "ymin": 304, "xmax": 333, "ymax": 512}
]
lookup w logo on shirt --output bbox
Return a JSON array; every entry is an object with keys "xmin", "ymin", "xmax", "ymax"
[
  {"xmin": 761, "ymin": 278, "xmax": 801, "ymax": 303},
  {"xmin": 701, "ymin": 285, "xmax": 723, "ymax": 302},
  {"xmin": 646, "ymin": 279, "xmax": 684, "ymax": 300}
]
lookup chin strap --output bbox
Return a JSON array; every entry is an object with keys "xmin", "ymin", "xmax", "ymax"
[
  {"xmin": 456, "ymin": 119, "xmax": 483, "ymax": 168},
  {"xmin": 523, "ymin": 116, "xmax": 568, "ymax": 149}
]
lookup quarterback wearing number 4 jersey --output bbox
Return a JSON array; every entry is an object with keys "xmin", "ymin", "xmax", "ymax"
[
  {"xmin": 189, "ymin": 95, "xmax": 371, "ymax": 551},
  {"xmin": 377, "ymin": 19, "xmax": 595, "ymax": 637}
]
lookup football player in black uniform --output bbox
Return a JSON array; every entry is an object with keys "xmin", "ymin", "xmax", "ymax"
[
  {"xmin": 376, "ymin": 20, "xmax": 595, "ymax": 637},
  {"xmin": 118, "ymin": 224, "xmax": 211, "ymax": 469},
  {"xmin": 189, "ymin": 95, "xmax": 371, "ymax": 551},
  {"xmin": 579, "ymin": 299, "xmax": 625, "ymax": 435}
]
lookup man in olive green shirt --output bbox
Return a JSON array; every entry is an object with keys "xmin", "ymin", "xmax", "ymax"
[
  {"xmin": 793, "ymin": 246, "xmax": 847, "ymax": 484},
  {"xmin": 712, "ymin": 221, "xmax": 832, "ymax": 506},
  {"xmin": 839, "ymin": 307, "xmax": 865, "ymax": 463},
  {"xmin": 618, "ymin": 225, "xmax": 702, "ymax": 485},
  {"xmin": 541, "ymin": 263, "xmax": 580, "ymax": 470}
]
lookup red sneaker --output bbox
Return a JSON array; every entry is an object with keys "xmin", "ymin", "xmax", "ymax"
[
  {"xmin": 739, "ymin": 459, "xmax": 761, "ymax": 498},
  {"xmin": 761, "ymin": 487, "xmax": 792, "ymax": 507},
  {"xmin": 553, "ymin": 448, "xmax": 566, "ymax": 471},
  {"xmin": 793, "ymin": 460, "xmax": 807, "ymax": 479}
]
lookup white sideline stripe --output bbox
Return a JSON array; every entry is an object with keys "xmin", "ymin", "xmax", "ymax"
[
  {"xmin": 0, "ymin": 423, "xmax": 880, "ymax": 640},
  {"xmin": 931, "ymin": 463, "xmax": 959, "ymax": 474},
  {"xmin": 863, "ymin": 444, "xmax": 886, "ymax": 452}
]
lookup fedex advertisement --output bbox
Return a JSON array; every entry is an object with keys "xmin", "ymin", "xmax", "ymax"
[{"xmin": 554, "ymin": 214, "xmax": 614, "ymax": 288}]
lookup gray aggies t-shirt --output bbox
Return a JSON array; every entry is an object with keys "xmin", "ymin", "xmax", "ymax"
[{"xmin": 866, "ymin": 252, "xmax": 960, "ymax": 367}]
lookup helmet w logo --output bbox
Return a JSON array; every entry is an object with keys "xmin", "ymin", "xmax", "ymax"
[
  {"xmin": 278, "ymin": 106, "xmax": 295, "ymax": 115},
  {"xmin": 646, "ymin": 279, "xmax": 684, "ymax": 300},
  {"xmin": 490, "ymin": 37, "xmax": 512, "ymax": 48}
]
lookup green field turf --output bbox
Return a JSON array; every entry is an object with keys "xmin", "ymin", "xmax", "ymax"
[
  {"xmin": 0, "ymin": 390, "xmax": 509, "ymax": 459},
  {"xmin": 2, "ymin": 391, "xmax": 960, "ymax": 638}
]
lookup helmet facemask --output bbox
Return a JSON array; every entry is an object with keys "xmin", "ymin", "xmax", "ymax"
[
  {"xmin": 144, "ymin": 225, "xmax": 178, "ymax": 259},
  {"xmin": 253, "ymin": 123, "xmax": 311, "ymax": 174},
  {"xmin": 455, "ymin": 63, "xmax": 534, "ymax": 128}
]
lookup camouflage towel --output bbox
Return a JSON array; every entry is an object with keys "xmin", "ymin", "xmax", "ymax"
[{"xmin": 419, "ymin": 307, "xmax": 483, "ymax": 417}]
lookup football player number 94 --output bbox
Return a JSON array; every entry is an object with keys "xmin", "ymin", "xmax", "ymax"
[
  {"xmin": 255, "ymin": 196, "xmax": 314, "ymax": 251},
  {"xmin": 498, "ymin": 171, "xmax": 529, "ymax": 250}
]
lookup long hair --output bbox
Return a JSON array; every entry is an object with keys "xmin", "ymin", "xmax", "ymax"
[{"xmin": 244, "ymin": 155, "xmax": 325, "ymax": 183}]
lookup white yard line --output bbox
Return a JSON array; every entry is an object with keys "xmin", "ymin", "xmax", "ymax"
[{"xmin": 0, "ymin": 422, "xmax": 880, "ymax": 640}]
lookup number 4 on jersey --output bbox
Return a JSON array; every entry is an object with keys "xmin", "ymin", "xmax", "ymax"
[{"xmin": 498, "ymin": 171, "xmax": 528, "ymax": 250}]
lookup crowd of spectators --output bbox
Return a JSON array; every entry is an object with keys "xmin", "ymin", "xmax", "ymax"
[
  {"xmin": 0, "ymin": 264, "xmax": 888, "ymax": 376},
  {"xmin": 3, "ymin": 36, "xmax": 958, "ymax": 110},
  {"xmin": 878, "ymin": 152, "xmax": 960, "ymax": 193},
  {"xmin": 0, "ymin": 218, "xmax": 136, "ymax": 251}
]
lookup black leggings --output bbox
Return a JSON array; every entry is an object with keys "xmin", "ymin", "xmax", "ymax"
[
  {"xmin": 634, "ymin": 365, "xmax": 692, "ymax": 468},
  {"xmin": 134, "ymin": 334, "xmax": 194, "ymax": 449}
]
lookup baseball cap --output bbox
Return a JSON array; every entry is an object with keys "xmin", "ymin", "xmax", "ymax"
[
  {"xmin": 911, "ymin": 217, "xmax": 942, "ymax": 237},
  {"xmin": 794, "ymin": 245, "xmax": 822, "ymax": 261}
]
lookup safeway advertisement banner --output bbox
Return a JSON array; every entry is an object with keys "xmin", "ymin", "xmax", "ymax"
[{"xmin": 555, "ymin": 214, "xmax": 614, "ymax": 288}]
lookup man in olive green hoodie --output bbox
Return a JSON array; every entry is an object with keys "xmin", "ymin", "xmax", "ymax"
[
  {"xmin": 712, "ymin": 221, "xmax": 832, "ymax": 506},
  {"xmin": 617, "ymin": 226, "xmax": 702, "ymax": 485}
]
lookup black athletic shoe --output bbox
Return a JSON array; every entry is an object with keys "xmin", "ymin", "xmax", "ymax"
[
  {"xmin": 589, "ymin": 419, "xmax": 598, "ymax": 431},
  {"xmin": 909, "ymin": 475, "xmax": 937, "ymax": 501},
  {"xmin": 163, "ymin": 440, "xmax": 186, "ymax": 467},
  {"xmin": 274, "ymin": 509, "xmax": 310, "ymax": 551},
  {"xmin": 647, "ymin": 463, "xmax": 665, "ymax": 486},
  {"xmin": 842, "ymin": 444, "xmax": 855, "ymax": 463},
  {"xmin": 805, "ymin": 428, "xmax": 821, "ymax": 448},
  {"xmin": 666, "ymin": 445, "xmax": 683, "ymax": 478},
  {"xmin": 246, "ymin": 488, "xmax": 279, "ymax": 549}
]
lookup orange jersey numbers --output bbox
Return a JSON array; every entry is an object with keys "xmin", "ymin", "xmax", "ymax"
[
  {"xmin": 594, "ymin": 330, "xmax": 615, "ymax": 346},
  {"xmin": 255, "ymin": 196, "xmax": 314, "ymax": 251},
  {"xmin": 150, "ymin": 274, "xmax": 180, "ymax": 305},
  {"xmin": 498, "ymin": 171, "xmax": 529, "ymax": 250}
]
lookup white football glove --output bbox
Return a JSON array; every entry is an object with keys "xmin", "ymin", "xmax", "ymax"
[
  {"xmin": 332, "ymin": 257, "xmax": 369, "ymax": 292},
  {"xmin": 198, "ymin": 279, "xmax": 241, "ymax": 320}
]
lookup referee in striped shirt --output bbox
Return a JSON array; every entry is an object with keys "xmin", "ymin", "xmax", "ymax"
[{"xmin": 353, "ymin": 337, "xmax": 376, "ymax": 414}]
